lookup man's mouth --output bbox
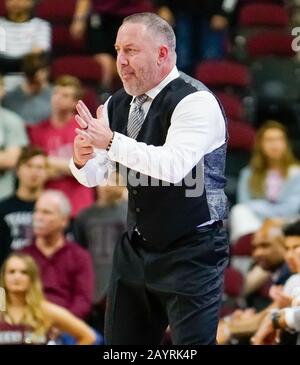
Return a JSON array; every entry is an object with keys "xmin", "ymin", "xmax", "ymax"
[{"xmin": 121, "ymin": 71, "xmax": 134, "ymax": 79}]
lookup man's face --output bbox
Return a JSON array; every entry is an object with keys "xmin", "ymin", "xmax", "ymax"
[
  {"xmin": 51, "ymin": 85, "xmax": 77, "ymax": 114},
  {"xmin": 285, "ymin": 237, "xmax": 300, "ymax": 273},
  {"xmin": 252, "ymin": 236, "xmax": 285, "ymax": 271},
  {"xmin": 33, "ymin": 195, "xmax": 68, "ymax": 237},
  {"xmin": 115, "ymin": 23, "xmax": 162, "ymax": 96},
  {"xmin": 5, "ymin": 0, "xmax": 33, "ymax": 15},
  {"xmin": 17, "ymin": 155, "xmax": 48, "ymax": 191}
]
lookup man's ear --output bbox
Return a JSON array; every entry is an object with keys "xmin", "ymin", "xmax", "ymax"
[{"xmin": 157, "ymin": 45, "xmax": 168, "ymax": 65}]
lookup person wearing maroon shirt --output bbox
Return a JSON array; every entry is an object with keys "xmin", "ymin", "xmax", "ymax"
[
  {"xmin": 70, "ymin": 0, "xmax": 154, "ymax": 91},
  {"xmin": 22, "ymin": 189, "xmax": 94, "ymax": 319},
  {"xmin": 28, "ymin": 75, "xmax": 95, "ymax": 219}
]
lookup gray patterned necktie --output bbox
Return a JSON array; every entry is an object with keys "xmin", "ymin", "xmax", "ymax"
[{"xmin": 127, "ymin": 94, "xmax": 148, "ymax": 139}]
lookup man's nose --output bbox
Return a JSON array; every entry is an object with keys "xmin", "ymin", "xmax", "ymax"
[{"xmin": 118, "ymin": 53, "xmax": 128, "ymax": 65}]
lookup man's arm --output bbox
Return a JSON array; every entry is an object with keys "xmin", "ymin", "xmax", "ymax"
[
  {"xmin": 251, "ymin": 307, "xmax": 300, "ymax": 345},
  {"xmin": 0, "ymin": 146, "xmax": 23, "ymax": 171},
  {"xmin": 73, "ymin": 91, "xmax": 226, "ymax": 185},
  {"xmin": 47, "ymin": 156, "xmax": 72, "ymax": 177},
  {"xmin": 0, "ymin": 112, "xmax": 28, "ymax": 171}
]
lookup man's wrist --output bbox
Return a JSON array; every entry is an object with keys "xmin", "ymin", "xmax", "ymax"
[
  {"xmin": 106, "ymin": 131, "xmax": 115, "ymax": 152},
  {"xmin": 270, "ymin": 309, "xmax": 286, "ymax": 329}
]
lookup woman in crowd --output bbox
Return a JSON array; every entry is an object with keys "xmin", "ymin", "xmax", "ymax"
[
  {"xmin": 0, "ymin": 252, "xmax": 96, "ymax": 344},
  {"xmin": 230, "ymin": 120, "xmax": 300, "ymax": 243}
]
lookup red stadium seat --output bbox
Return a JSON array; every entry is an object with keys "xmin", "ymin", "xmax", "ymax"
[
  {"xmin": 224, "ymin": 266, "xmax": 244, "ymax": 297},
  {"xmin": 216, "ymin": 92, "xmax": 244, "ymax": 121},
  {"xmin": 0, "ymin": 1, "xmax": 5, "ymax": 16},
  {"xmin": 36, "ymin": 0, "xmax": 76, "ymax": 23},
  {"xmin": 247, "ymin": 31, "xmax": 296, "ymax": 58},
  {"xmin": 238, "ymin": 3, "xmax": 289, "ymax": 28},
  {"xmin": 221, "ymin": 266, "xmax": 245, "ymax": 317},
  {"xmin": 195, "ymin": 61, "xmax": 251, "ymax": 89},
  {"xmin": 231, "ymin": 233, "xmax": 253, "ymax": 256},
  {"xmin": 227, "ymin": 120, "xmax": 255, "ymax": 151},
  {"xmin": 52, "ymin": 25, "xmax": 87, "ymax": 55},
  {"xmin": 82, "ymin": 87, "xmax": 100, "ymax": 116},
  {"xmin": 51, "ymin": 56, "xmax": 103, "ymax": 85}
]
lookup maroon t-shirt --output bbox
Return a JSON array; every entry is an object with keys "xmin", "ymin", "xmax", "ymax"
[
  {"xmin": 22, "ymin": 240, "xmax": 94, "ymax": 319},
  {"xmin": 0, "ymin": 320, "xmax": 47, "ymax": 344}
]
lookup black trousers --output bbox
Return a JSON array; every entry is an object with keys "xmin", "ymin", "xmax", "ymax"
[{"xmin": 104, "ymin": 223, "xmax": 229, "ymax": 345}]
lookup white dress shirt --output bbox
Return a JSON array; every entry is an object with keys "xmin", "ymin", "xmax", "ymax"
[{"xmin": 70, "ymin": 66, "xmax": 226, "ymax": 188}]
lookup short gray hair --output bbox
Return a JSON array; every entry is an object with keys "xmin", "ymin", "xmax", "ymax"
[
  {"xmin": 122, "ymin": 12, "xmax": 176, "ymax": 56},
  {"xmin": 40, "ymin": 190, "xmax": 72, "ymax": 217}
]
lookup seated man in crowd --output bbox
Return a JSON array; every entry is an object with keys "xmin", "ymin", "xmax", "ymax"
[
  {"xmin": 0, "ymin": 74, "xmax": 28, "ymax": 200},
  {"xmin": 244, "ymin": 219, "xmax": 291, "ymax": 312},
  {"xmin": 0, "ymin": 0, "xmax": 51, "ymax": 77},
  {"xmin": 28, "ymin": 75, "xmax": 95, "ymax": 220},
  {"xmin": 22, "ymin": 189, "xmax": 94, "ymax": 320},
  {"xmin": 218, "ymin": 219, "xmax": 300, "ymax": 344},
  {"xmin": 252, "ymin": 220, "xmax": 300, "ymax": 345},
  {"xmin": 3, "ymin": 53, "xmax": 52, "ymax": 124},
  {"xmin": 0, "ymin": 146, "xmax": 48, "ymax": 266},
  {"xmin": 73, "ymin": 173, "xmax": 127, "ymax": 332}
]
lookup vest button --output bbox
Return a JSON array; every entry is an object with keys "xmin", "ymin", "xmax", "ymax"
[
  {"xmin": 133, "ymin": 190, "xmax": 138, "ymax": 195},
  {"xmin": 136, "ymin": 207, "xmax": 140, "ymax": 213}
]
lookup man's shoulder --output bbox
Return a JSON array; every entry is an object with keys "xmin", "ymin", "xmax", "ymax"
[
  {"xmin": 30, "ymin": 17, "xmax": 51, "ymax": 28},
  {"xmin": 0, "ymin": 195, "xmax": 22, "ymax": 215},
  {"xmin": 3, "ymin": 86, "xmax": 24, "ymax": 100},
  {"xmin": 65, "ymin": 240, "xmax": 90, "ymax": 256},
  {"xmin": 178, "ymin": 72, "xmax": 210, "ymax": 93},
  {"xmin": 109, "ymin": 88, "xmax": 131, "ymax": 104},
  {"xmin": 0, "ymin": 107, "xmax": 24, "ymax": 125},
  {"xmin": 20, "ymin": 243, "xmax": 36, "ymax": 255}
]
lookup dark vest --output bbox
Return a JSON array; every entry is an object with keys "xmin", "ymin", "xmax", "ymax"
[{"xmin": 107, "ymin": 75, "xmax": 228, "ymax": 247}]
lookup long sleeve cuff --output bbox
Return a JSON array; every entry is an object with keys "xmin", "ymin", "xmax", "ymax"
[
  {"xmin": 69, "ymin": 150, "xmax": 112, "ymax": 187},
  {"xmin": 284, "ymin": 307, "xmax": 300, "ymax": 332}
]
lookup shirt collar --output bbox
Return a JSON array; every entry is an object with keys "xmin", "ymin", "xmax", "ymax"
[{"xmin": 131, "ymin": 66, "xmax": 180, "ymax": 105}]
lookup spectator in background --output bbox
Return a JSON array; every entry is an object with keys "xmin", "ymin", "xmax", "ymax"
[
  {"xmin": 0, "ymin": 252, "xmax": 96, "ymax": 344},
  {"xmin": 22, "ymin": 190, "xmax": 94, "ymax": 320},
  {"xmin": 0, "ymin": 0, "xmax": 51, "ymax": 91},
  {"xmin": 230, "ymin": 121, "xmax": 300, "ymax": 243},
  {"xmin": 3, "ymin": 53, "xmax": 52, "ymax": 124},
  {"xmin": 252, "ymin": 220, "xmax": 300, "ymax": 345},
  {"xmin": 244, "ymin": 219, "xmax": 291, "ymax": 312},
  {"xmin": 28, "ymin": 75, "xmax": 95, "ymax": 219},
  {"xmin": 0, "ymin": 146, "xmax": 48, "ymax": 266},
  {"xmin": 0, "ymin": 74, "xmax": 28, "ymax": 201},
  {"xmin": 155, "ymin": 0, "xmax": 231, "ymax": 75},
  {"xmin": 73, "ymin": 173, "xmax": 127, "ymax": 332},
  {"xmin": 218, "ymin": 219, "xmax": 300, "ymax": 345},
  {"xmin": 70, "ymin": 0, "xmax": 154, "ymax": 92}
]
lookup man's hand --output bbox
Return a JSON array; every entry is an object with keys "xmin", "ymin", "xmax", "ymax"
[
  {"xmin": 269, "ymin": 285, "xmax": 292, "ymax": 308},
  {"xmin": 75, "ymin": 100, "xmax": 114, "ymax": 150},
  {"xmin": 251, "ymin": 313, "xmax": 279, "ymax": 345},
  {"xmin": 73, "ymin": 135, "xmax": 94, "ymax": 168}
]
